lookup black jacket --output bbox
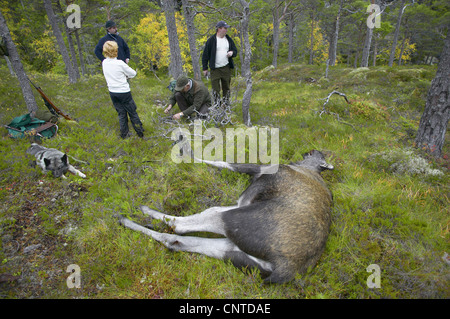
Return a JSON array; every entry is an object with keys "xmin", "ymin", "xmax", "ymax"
[
  {"xmin": 202, "ymin": 34, "xmax": 238, "ymax": 71},
  {"xmin": 94, "ymin": 33, "xmax": 130, "ymax": 63}
]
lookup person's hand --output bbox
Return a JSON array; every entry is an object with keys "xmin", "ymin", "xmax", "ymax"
[
  {"xmin": 173, "ymin": 112, "xmax": 183, "ymax": 120},
  {"xmin": 125, "ymin": 58, "xmax": 130, "ymax": 64},
  {"xmin": 164, "ymin": 105, "xmax": 172, "ymax": 114},
  {"xmin": 227, "ymin": 51, "xmax": 233, "ymax": 57}
]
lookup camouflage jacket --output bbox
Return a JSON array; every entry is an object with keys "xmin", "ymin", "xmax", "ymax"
[{"xmin": 169, "ymin": 79, "xmax": 211, "ymax": 116}]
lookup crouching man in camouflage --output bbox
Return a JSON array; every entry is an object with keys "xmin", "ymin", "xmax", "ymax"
[{"xmin": 164, "ymin": 75, "xmax": 212, "ymax": 120}]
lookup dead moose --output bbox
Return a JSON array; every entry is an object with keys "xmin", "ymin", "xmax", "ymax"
[{"xmin": 119, "ymin": 150, "xmax": 334, "ymax": 284}]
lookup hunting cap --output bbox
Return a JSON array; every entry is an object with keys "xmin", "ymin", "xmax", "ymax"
[
  {"xmin": 216, "ymin": 21, "xmax": 229, "ymax": 29},
  {"xmin": 105, "ymin": 20, "xmax": 116, "ymax": 29},
  {"xmin": 174, "ymin": 75, "xmax": 189, "ymax": 91}
]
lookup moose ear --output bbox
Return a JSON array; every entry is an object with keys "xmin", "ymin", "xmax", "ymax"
[
  {"xmin": 61, "ymin": 154, "xmax": 68, "ymax": 164},
  {"xmin": 302, "ymin": 150, "xmax": 315, "ymax": 158},
  {"xmin": 44, "ymin": 158, "xmax": 51, "ymax": 167}
]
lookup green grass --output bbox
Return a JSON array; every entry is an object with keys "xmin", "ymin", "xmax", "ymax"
[{"xmin": 0, "ymin": 63, "xmax": 448, "ymax": 299}]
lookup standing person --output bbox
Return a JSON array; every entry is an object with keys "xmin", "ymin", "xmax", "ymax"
[
  {"xmin": 102, "ymin": 41, "xmax": 144, "ymax": 139},
  {"xmin": 164, "ymin": 75, "xmax": 211, "ymax": 120},
  {"xmin": 95, "ymin": 20, "xmax": 130, "ymax": 64},
  {"xmin": 202, "ymin": 21, "xmax": 238, "ymax": 104}
]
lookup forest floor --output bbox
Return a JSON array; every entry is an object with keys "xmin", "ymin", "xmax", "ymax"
[{"xmin": 0, "ymin": 63, "xmax": 449, "ymax": 299}]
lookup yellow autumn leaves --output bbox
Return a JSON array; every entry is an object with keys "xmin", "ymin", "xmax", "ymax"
[{"xmin": 131, "ymin": 12, "xmax": 208, "ymax": 75}]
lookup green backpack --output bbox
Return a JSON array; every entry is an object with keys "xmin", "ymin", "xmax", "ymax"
[{"xmin": 5, "ymin": 113, "xmax": 58, "ymax": 139}]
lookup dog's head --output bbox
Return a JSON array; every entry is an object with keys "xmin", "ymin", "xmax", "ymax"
[{"xmin": 44, "ymin": 154, "xmax": 69, "ymax": 178}]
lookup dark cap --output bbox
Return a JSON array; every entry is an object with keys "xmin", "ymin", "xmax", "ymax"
[
  {"xmin": 216, "ymin": 21, "xmax": 229, "ymax": 29},
  {"xmin": 175, "ymin": 75, "xmax": 189, "ymax": 91},
  {"xmin": 105, "ymin": 20, "xmax": 116, "ymax": 29}
]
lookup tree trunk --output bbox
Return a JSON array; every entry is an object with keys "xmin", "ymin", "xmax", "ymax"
[
  {"xmin": 273, "ymin": 0, "xmax": 292, "ymax": 67},
  {"xmin": 56, "ymin": 0, "xmax": 80, "ymax": 80},
  {"xmin": 287, "ymin": 12, "xmax": 295, "ymax": 63},
  {"xmin": 67, "ymin": 31, "xmax": 80, "ymax": 79},
  {"xmin": 373, "ymin": 34, "xmax": 378, "ymax": 66},
  {"xmin": 239, "ymin": 0, "xmax": 252, "ymax": 127},
  {"xmin": 3, "ymin": 55, "xmax": 14, "ymax": 75},
  {"xmin": 415, "ymin": 32, "xmax": 450, "ymax": 158},
  {"xmin": 361, "ymin": 26, "xmax": 373, "ymax": 67},
  {"xmin": 74, "ymin": 29, "xmax": 86, "ymax": 77},
  {"xmin": 181, "ymin": 0, "xmax": 200, "ymax": 80},
  {"xmin": 309, "ymin": 16, "xmax": 315, "ymax": 65},
  {"xmin": 0, "ymin": 11, "xmax": 38, "ymax": 114},
  {"xmin": 44, "ymin": 0, "xmax": 77, "ymax": 83},
  {"xmin": 239, "ymin": 26, "xmax": 244, "ymax": 67},
  {"xmin": 81, "ymin": 34, "xmax": 94, "ymax": 75},
  {"xmin": 388, "ymin": 0, "xmax": 406, "ymax": 67},
  {"xmin": 347, "ymin": 48, "xmax": 351, "ymax": 66},
  {"xmin": 329, "ymin": 0, "xmax": 343, "ymax": 67},
  {"xmin": 272, "ymin": 3, "xmax": 281, "ymax": 68},
  {"xmin": 162, "ymin": 0, "xmax": 183, "ymax": 79},
  {"xmin": 308, "ymin": 14, "xmax": 314, "ymax": 64}
]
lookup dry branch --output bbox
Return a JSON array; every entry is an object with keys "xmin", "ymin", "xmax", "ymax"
[
  {"xmin": 316, "ymin": 90, "xmax": 359, "ymax": 132},
  {"xmin": 148, "ymin": 98, "xmax": 237, "ymax": 149}
]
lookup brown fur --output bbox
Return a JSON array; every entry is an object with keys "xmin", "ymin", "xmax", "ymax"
[{"xmin": 222, "ymin": 163, "xmax": 333, "ymax": 283}]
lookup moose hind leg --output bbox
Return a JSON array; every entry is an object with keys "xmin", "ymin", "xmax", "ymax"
[
  {"xmin": 119, "ymin": 216, "xmax": 275, "ymax": 280},
  {"xmin": 140, "ymin": 205, "xmax": 237, "ymax": 236},
  {"xmin": 120, "ymin": 216, "xmax": 241, "ymax": 260}
]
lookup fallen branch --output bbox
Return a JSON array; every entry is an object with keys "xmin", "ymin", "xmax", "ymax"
[
  {"xmin": 316, "ymin": 90, "xmax": 360, "ymax": 132},
  {"xmin": 318, "ymin": 90, "xmax": 350, "ymax": 113}
]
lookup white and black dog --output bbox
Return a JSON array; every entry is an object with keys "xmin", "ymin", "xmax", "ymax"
[
  {"xmin": 119, "ymin": 150, "xmax": 334, "ymax": 284},
  {"xmin": 27, "ymin": 143, "xmax": 86, "ymax": 179}
]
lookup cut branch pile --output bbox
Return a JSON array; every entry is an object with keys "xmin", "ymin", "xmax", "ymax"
[{"xmin": 148, "ymin": 98, "xmax": 237, "ymax": 147}]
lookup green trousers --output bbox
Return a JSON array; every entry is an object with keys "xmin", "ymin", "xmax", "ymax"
[{"xmin": 210, "ymin": 65, "xmax": 231, "ymax": 102}]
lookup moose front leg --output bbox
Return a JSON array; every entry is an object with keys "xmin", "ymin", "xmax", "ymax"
[{"xmin": 139, "ymin": 205, "xmax": 238, "ymax": 236}]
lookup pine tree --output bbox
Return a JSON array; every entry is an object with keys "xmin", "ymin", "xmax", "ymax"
[
  {"xmin": 0, "ymin": 10, "xmax": 38, "ymax": 115},
  {"xmin": 415, "ymin": 31, "xmax": 450, "ymax": 157}
]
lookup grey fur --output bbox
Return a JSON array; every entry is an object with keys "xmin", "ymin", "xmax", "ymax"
[
  {"xmin": 119, "ymin": 149, "xmax": 333, "ymax": 284},
  {"xmin": 27, "ymin": 143, "xmax": 86, "ymax": 179}
]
